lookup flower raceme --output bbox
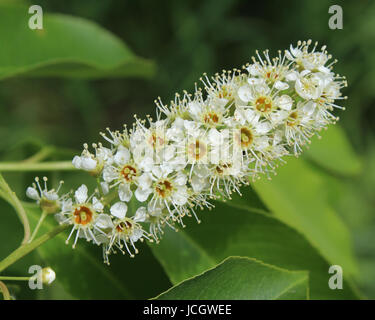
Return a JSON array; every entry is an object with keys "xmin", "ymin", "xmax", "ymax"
[{"xmin": 26, "ymin": 40, "xmax": 347, "ymax": 264}]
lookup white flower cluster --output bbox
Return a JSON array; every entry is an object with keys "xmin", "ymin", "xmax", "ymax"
[{"xmin": 26, "ymin": 40, "xmax": 346, "ymax": 264}]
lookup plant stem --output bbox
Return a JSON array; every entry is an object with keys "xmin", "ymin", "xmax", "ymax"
[
  {"xmin": 0, "ymin": 276, "xmax": 30, "ymax": 281},
  {"xmin": 0, "ymin": 161, "xmax": 75, "ymax": 172},
  {"xmin": 0, "ymin": 224, "xmax": 68, "ymax": 273},
  {"xmin": 0, "ymin": 281, "xmax": 10, "ymax": 300},
  {"xmin": 29, "ymin": 211, "xmax": 48, "ymax": 243},
  {"xmin": 0, "ymin": 174, "xmax": 31, "ymax": 245}
]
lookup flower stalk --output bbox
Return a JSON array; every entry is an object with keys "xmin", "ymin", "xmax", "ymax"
[
  {"xmin": 0, "ymin": 161, "xmax": 75, "ymax": 172},
  {"xmin": 29, "ymin": 210, "xmax": 48, "ymax": 243},
  {"xmin": 0, "ymin": 224, "xmax": 68, "ymax": 273},
  {"xmin": 0, "ymin": 281, "xmax": 11, "ymax": 300},
  {"xmin": 0, "ymin": 174, "xmax": 31, "ymax": 245},
  {"xmin": 0, "ymin": 276, "xmax": 31, "ymax": 281}
]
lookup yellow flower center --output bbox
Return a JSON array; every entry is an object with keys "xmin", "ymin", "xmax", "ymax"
[
  {"xmin": 239, "ymin": 127, "xmax": 253, "ymax": 148},
  {"xmin": 155, "ymin": 179, "xmax": 173, "ymax": 198},
  {"xmin": 73, "ymin": 206, "xmax": 93, "ymax": 225},
  {"xmin": 255, "ymin": 96, "xmax": 272, "ymax": 113},
  {"xmin": 121, "ymin": 165, "xmax": 137, "ymax": 182},
  {"xmin": 287, "ymin": 112, "xmax": 299, "ymax": 127},
  {"xmin": 203, "ymin": 112, "xmax": 220, "ymax": 125}
]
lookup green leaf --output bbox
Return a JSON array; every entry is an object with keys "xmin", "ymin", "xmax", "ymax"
[
  {"xmin": 150, "ymin": 201, "xmax": 358, "ymax": 299},
  {"xmin": 0, "ymin": 3, "xmax": 155, "ymax": 79},
  {"xmin": 304, "ymin": 125, "xmax": 362, "ymax": 176},
  {"xmin": 252, "ymin": 157, "xmax": 359, "ymax": 278},
  {"xmin": 155, "ymin": 257, "xmax": 309, "ymax": 300},
  {"xmin": 24, "ymin": 202, "xmax": 171, "ymax": 299}
]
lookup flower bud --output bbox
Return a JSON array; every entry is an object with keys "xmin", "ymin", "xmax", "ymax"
[
  {"xmin": 39, "ymin": 198, "xmax": 61, "ymax": 214},
  {"xmin": 41, "ymin": 267, "xmax": 56, "ymax": 285}
]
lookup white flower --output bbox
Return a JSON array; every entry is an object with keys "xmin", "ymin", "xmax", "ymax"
[
  {"xmin": 200, "ymin": 70, "xmax": 239, "ymax": 105},
  {"xmin": 295, "ymin": 70, "xmax": 324, "ymax": 100},
  {"xmin": 285, "ymin": 40, "xmax": 332, "ymax": 73},
  {"xmin": 100, "ymin": 127, "xmax": 130, "ymax": 148},
  {"xmin": 101, "ymin": 146, "xmax": 142, "ymax": 203},
  {"xmin": 104, "ymin": 203, "xmax": 151, "ymax": 258},
  {"xmin": 56, "ymin": 184, "xmax": 106, "ymax": 248},
  {"xmin": 72, "ymin": 155, "xmax": 97, "ymax": 171},
  {"xmin": 63, "ymin": 40, "xmax": 345, "ymax": 263},
  {"xmin": 72, "ymin": 143, "xmax": 113, "ymax": 175},
  {"xmin": 137, "ymin": 166, "xmax": 191, "ymax": 220},
  {"xmin": 113, "ymin": 145, "xmax": 130, "ymax": 165},
  {"xmin": 26, "ymin": 177, "xmax": 64, "ymax": 214}
]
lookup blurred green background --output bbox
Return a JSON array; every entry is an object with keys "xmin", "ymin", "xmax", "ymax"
[{"xmin": 0, "ymin": 0, "xmax": 374, "ymax": 299}]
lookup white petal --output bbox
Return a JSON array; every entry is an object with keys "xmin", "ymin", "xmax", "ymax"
[
  {"xmin": 118, "ymin": 183, "xmax": 133, "ymax": 202},
  {"xmin": 247, "ymin": 64, "xmax": 261, "ymax": 76},
  {"xmin": 75, "ymin": 184, "xmax": 88, "ymax": 204},
  {"xmin": 110, "ymin": 202, "xmax": 127, "ymax": 219},
  {"xmin": 147, "ymin": 201, "xmax": 165, "ymax": 215},
  {"xmin": 290, "ymin": 46, "xmax": 302, "ymax": 57},
  {"xmin": 285, "ymin": 50, "xmax": 294, "ymax": 61},
  {"xmin": 61, "ymin": 198, "xmax": 72, "ymax": 212},
  {"xmin": 80, "ymin": 157, "xmax": 97, "ymax": 171},
  {"xmin": 274, "ymin": 81, "xmax": 289, "ymax": 91},
  {"xmin": 184, "ymin": 120, "xmax": 199, "ymax": 132},
  {"xmin": 163, "ymin": 145, "xmax": 175, "ymax": 161},
  {"xmin": 138, "ymin": 173, "xmax": 152, "ymax": 189},
  {"xmin": 234, "ymin": 109, "xmax": 247, "ymax": 125},
  {"xmin": 191, "ymin": 175, "xmax": 206, "ymax": 193},
  {"xmin": 318, "ymin": 66, "xmax": 331, "ymax": 74},
  {"xmin": 100, "ymin": 182, "xmax": 109, "ymax": 195},
  {"xmin": 188, "ymin": 101, "xmax": 202, "ymax": 116},
  {"xmin": 96, "ymin": 147, "xmax": 112, "ymax": 161},
  {"xmin": 285, "ymin": 70, "xmax": 298, "ymax": 81},
  {"xmin": 255, "ymin": 136, "xmax": 269, "ymax": 150},
  {"xmin": 174, "ymin": 172, "xmax": 187, "ymax": 186},
  {"xmin": 193, "ymin": 164, "xmax": 210, "ymax": 178},
  {"xmin": 43, "ymin": 191, "xmax": 58, "ymax": 201},
  {"xmin": 300, "ymin": 69, "xmax": 311, "ymax": 77},
  {"xmin": 302, "ymin": 101, "xmax": 316, "ymax": 116},
  {"xmin": 244, "ymin": 109, "xmax": 257, "ymax": 123},
  {"xmin": 247, "ymin": 78, "xmax": 264, "ymax": 85},
  {"xmin": 255, "ymin": 122, "xmax": 272, "ymax": 134},
  {"xmin": 54, "ymin": 213, "xmax": 66, "ymax": 224},
  {"xmin": 26, "ymin": 187, "xmax": 40, "ymax": 200},
  {"xmin": 95, "ymin": 214, "xmax": 114, "ymax": 229},
  {"xmin": 139, "ymin": 157, "xmax": 154, "ymax": 172},
  {"xmin": 135, "ymin": 187, "xmax": 152, "ymax": 202},
  {"xmin": 172, "ymin": 187, "xmax": 188, "ymax": 205},
  {"xmin": 114, "ymin": 146, "xmax": 130, "ymax": 166},
  {"xmin": 255, "ymin": 82, "xmax": 270, "ymax": 95},
  {"xmin": 130, "ymin": 228, "xmax": 143, "ymax": 242},
  {"xmin": 171, "ymin": 117, "xmax": 184, "ymax": 129},
  {"xmin": 134, "ymin": 207, "xmax": 147, "ymax": 222},
  {"xmin": 277, "ymin": 95, "xmax": 293, "ymax": 111},
  {"xmin": 270, "ymin": 110, "xmax": 288, "ymax": 124},
  {"xmin": 72, "ymin": 156, "xmax": 82, "ymax": 169},
  {"xmin": 237, "ymin": 85, "xmax": 253, "ymax": 102},
  {"xmin": 102, "ymin": 166, "xmax": 117, "ymax": 183},
  {"xmin": 208, "ymin": 129, "xmax": 221, "ymax": 145},
  {"xmin": 151, "ymin": 166, "xmax": 163, "ymax": 179},
  {"xmin": 92, "ymin": 197, "xmax": 104, "ymax": 211}
]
